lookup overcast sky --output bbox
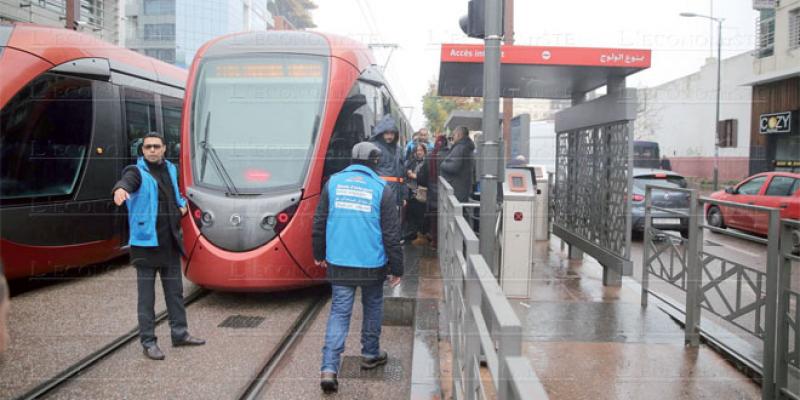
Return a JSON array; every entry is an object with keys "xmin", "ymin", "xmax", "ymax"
[{"xmin": 312, "ymin": 0, "xmax": 759, "ymax": 129}]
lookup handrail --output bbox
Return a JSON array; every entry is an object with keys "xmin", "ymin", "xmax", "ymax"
[
  {"xmin": 700, "ymin": 196, "xmax": 780, "ymax": 212},
  {"xmin": 642, "ymin": 184, "xmax": 786, "ymax": 399},
  {"xmin": 438, "ymin": 177, "xmax": 548, "ymax": 400}
]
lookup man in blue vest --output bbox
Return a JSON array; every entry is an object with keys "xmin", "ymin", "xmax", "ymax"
[
  {"xmin": 113, "ymin": 132, "xmax": 205, "ymax": 361},
  {"xmin": 312, "ymin": 142, "xmax": 404, "ymax": 393}
]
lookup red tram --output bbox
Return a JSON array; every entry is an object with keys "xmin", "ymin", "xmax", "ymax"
[
  {"xmin": 180, "ymin": 31, "xmax": 411, "ymax": 291},
  {"xmin": 0, "ymin": 23, "xmax": 187, "ymax": 279}
]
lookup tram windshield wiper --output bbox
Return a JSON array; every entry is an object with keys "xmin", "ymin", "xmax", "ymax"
[{"xmin": 199, "ymin": 112, "xmax": 240, "ymax": 196}]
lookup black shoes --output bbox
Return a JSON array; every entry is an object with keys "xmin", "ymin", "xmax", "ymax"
[
  {"xmin": 143, "ymin": 344, "xmax": 165, "ymax": 360},
  {"xmin": 320, "ymin": 372, "xmax": 338, "ymax": 393},
  {"xmin": 361, "ymin": 350, "xmax": 388, "ymax": 369},
  {"xmin": 143, "ymin": 334, "xmax": 204, "ymax": 360},
  {"xmin": 172, "ymin": 334, "xmax": 206, "ymax": 347}
]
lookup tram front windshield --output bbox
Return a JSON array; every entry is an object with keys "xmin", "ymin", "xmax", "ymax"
[{"xmin": 192, "ymin": 55, "xmax": 327, "ymax": 193}]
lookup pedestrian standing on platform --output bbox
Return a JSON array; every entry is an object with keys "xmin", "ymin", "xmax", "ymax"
[
  {"xmin": 369, "ymin": 114, "xmax": 406, "ymax": 208},
  {"xmin": 404, "ymin": 143, "xmax": 429, "ymax": 244},
  {"xmin": 440, "ymin": 126, "xmax": 476, "ymax": 203},
  {"xmin": 312, "ymin": 142, "xmax": 404, "ymax": 394},
  {"xmin": 112, "ymin": 132, "xmax": 205, "ymax": 361},
  {"xmin": 420, "ymin": 134, "xmax": 449, "ymax": 249}
]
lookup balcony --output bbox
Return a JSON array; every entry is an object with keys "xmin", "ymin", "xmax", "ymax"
[{"xmin": 755, "ymin": 15, "xmax": 775, "ymax": 58}]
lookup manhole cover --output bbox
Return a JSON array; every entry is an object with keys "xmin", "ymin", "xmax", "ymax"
[
  {"xmin": 338, "ymin": 356, "xmax": 403, "ymax": 382},
  {"xmin": 218, "ymin": 315, "xmax": 265, "ymax": 329}
]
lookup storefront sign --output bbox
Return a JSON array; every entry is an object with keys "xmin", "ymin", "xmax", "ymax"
[
  {"xmin": 775, "ymin": 160, "xmax": 800, "ymax": 168},
  {"xmin": 759, "ymin": 111, "xmax": 793, "ymax": 134}
]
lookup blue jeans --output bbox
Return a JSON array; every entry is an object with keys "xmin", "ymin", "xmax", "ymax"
[{"xmin": 321, "ymin": 283, "xmax": 384, "ymax": 374}]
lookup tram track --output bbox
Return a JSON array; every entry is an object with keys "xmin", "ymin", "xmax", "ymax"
[
  {"xmin": 13, "ymin": 288, "xmax": 210, "ymax": 400},
  {"xmin": 237, "ymin": 293, "xmax": 328, "ymax": 400}
]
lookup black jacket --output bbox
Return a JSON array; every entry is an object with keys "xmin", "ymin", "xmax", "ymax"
[
  {"xmin": 439, "ymin": 136, "xmax": 475, "ymax": 202},
  {"xmin": 369, "ymin": 115, "xmax": 406, "ymax": 205},
  {"xmin": 311, "ymin": 178, "xmax": 403, "ymax": 286},
  {"xmin": 112, "ymin": 160, "xmax": 186, "ymax": 259}
]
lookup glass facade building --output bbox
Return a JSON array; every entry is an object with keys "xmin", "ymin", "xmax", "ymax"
[{"xmin": 126, "ymin": 0, "xmax": 273, "ymax": 67}]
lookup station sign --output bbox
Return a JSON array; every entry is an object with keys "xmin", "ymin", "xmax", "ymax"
[
  {"xmin": 441, "ymin": 44, "xmax": 651, "ymax": 68},
  {"xmin": 438, "ymin": 44, "xmax": 651, "ymax": 99},
  {"xmin": 759, "ymin": 111, "xmax": 793, "ymax": 134}
]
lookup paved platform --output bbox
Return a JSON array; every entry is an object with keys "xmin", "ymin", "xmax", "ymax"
[
  {"xmin": 262, "ymin": 245, "xmax": 442, "ymax": 399},
  {"xmin": 509, "ymin": 239, "xmax": 761, "ymax": 400}
]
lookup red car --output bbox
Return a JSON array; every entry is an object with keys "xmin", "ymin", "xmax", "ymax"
[{"xmin": 706, "ymin": 172, "xmax": 800, "ymax": 236}]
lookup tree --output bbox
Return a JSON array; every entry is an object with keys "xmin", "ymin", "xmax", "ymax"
[
  {"xmin": 421, "ymin": 81, "xmax": 482, "ymax": 134},
  {"xmin": 269, "ymin": 0, "xmax": 318, "ymax": 29}
]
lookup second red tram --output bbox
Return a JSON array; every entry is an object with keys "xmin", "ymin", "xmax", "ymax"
[
  {"xmin": 181, "ymin": 31, "xmax": 411, "ymax": 291},
  {"xmin": 0, "ymin": 23, "xmax": 187, "ymax": 280}
]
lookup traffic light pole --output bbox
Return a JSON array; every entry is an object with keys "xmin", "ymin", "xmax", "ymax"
[{"xmin": 479, "ymin": 0, "xmax": 503, "ymax": 277}]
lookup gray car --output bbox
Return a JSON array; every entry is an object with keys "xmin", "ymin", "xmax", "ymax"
[{"xmin": 630, "ymin": 168, "xmax": 691, "ymax": 238}]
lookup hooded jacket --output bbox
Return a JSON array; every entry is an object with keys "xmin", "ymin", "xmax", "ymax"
[
  {"xmin": 369, "ymin": 115, "xmax": 406, "ymax": 205},
  {"xmin": 439, "ymin": 135, "xmax": 476, "ymax": 202}
]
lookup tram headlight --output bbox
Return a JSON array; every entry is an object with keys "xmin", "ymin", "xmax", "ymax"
[
  {"xmin": 202, "ymin": 211, "xmax": 214, "ymax": 225},
  {"xmin": 261, "ymin": 215, "xmax": 277, "ymax": 230}
]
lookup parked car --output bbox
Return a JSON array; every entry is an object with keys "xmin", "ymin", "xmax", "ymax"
[
  {"xmin": 631, "ymin": 169, "xmax": 691, "ymax": 238},
  {"xmin": 706, "ymin": 172, "xmax": 800, "ymax": 239}
]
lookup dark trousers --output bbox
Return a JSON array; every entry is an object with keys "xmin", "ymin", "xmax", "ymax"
[
  {"xmin": 404, "ymin": 198, "xmax": 427, "ymax": 237},
  {"xmin": 133, "ymin": 247, "xmax": 188, "ymax": 347}
]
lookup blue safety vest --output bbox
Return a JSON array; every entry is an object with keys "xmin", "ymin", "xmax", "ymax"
[
  {"xmin": 126, "ymin": 157, "xmax": 186, "ymax": 247},
  {"xmin": 325, "ymin": 164, "xmax": 387, "ymax": 268}
]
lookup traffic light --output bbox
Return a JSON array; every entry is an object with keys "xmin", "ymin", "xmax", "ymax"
[{"xmin": 459, "ymin": 0, "xmax": 485, "ymax": 39}]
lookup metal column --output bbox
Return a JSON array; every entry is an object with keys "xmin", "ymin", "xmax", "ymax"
[{"xmin": 479, "ymin": 0, "xmax": 503, "ymax": 276}]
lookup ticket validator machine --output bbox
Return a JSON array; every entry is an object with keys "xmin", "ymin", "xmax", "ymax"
[{"xmin": 500, "ymin": 168, "xmax": 536, "ymax": 298}]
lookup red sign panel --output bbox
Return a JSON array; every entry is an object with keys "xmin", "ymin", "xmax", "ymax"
[{"xmin": 441, "ymin": 44, "xmax": 651, "ymax": 68}]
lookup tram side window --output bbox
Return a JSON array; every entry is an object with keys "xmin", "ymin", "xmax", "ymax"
[
  {"xmin": 323, "ymin": 93, "xmax": 370, "ymax": 179},
  {"xmin": 358, "ymin": 82, "xmax": 379, "ymax": 130},
  {"xmin": 124, "ymin": 89, "xmax": 157, "ymax": 160},
  {"xmin": 0, "ymin": 73, "xmax": 93, "ymax": 200},
  {"xmin": 161, "ymin": 96, "xmax": 182, "ymax": 165}
]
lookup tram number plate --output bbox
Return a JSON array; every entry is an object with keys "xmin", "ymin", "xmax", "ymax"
[{"xmin": 653, "ymin": 218, "xmax": 681, "ymax": 225}]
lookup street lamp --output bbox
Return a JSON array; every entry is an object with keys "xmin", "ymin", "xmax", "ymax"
[{"xmin": 681, "ymin": 12, "xmax": 724, "ymax": 190}]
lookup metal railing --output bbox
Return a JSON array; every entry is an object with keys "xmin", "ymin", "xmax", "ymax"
[
  {"xmin": 438, "ymin": 178, "xmax": 548, "ymax": 400},
  {"xmin": 639, "ymin": 184, "xmax": 793, "ymax": 399},
  {"xmin": 776, "ymin": 219, "xmax": 800, "ymax": 400}
]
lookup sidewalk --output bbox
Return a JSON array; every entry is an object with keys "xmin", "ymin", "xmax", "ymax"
[{"xmin": 504, "ymin": 239, "xmax": 761, "ymax": 399}]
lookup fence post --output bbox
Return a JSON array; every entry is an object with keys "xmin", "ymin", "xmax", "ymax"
[
  {"xmin": 641, "ymin": 186, "xmax": 653, "ymax": 307},
  {"xmin": 684, "ymin": 191, "xmax": 702, "ymax": 347},
  {"xmin": 762, "ymin": 210, "xmax": 782, "ymax": 399},
  {"xmin": 775, "ymin": 220, "xmax": 794, "ymax": 398},
  {"xmin": 464, "ymin": 256, "xmax": 482, "ymax": 400},
  {"xmin": 497, "ymin": 323, "xmax": 522, "ymax": 399}
]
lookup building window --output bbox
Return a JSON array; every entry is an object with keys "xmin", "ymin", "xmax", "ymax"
[
  {"xmin": 755, "ymin": 11, "xmax": 775, "ymax": 58},
  {"xmin": 144, "ymin": 24, "xmax": 175, "ymax": 41},
  {"xmin": 790, "ymin": 9, "xmax": 800, "ymax": 50},
  {"xmin": 717, "ymin": 119, "xmax": 738, "ymax": 148},
  {"xmin": 144, "ymin": 49, "xmax": 176, "ymax": 64},
  {"xmin": 143, "ymin": 0, "xmax": 175, "ymax": 15}
]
